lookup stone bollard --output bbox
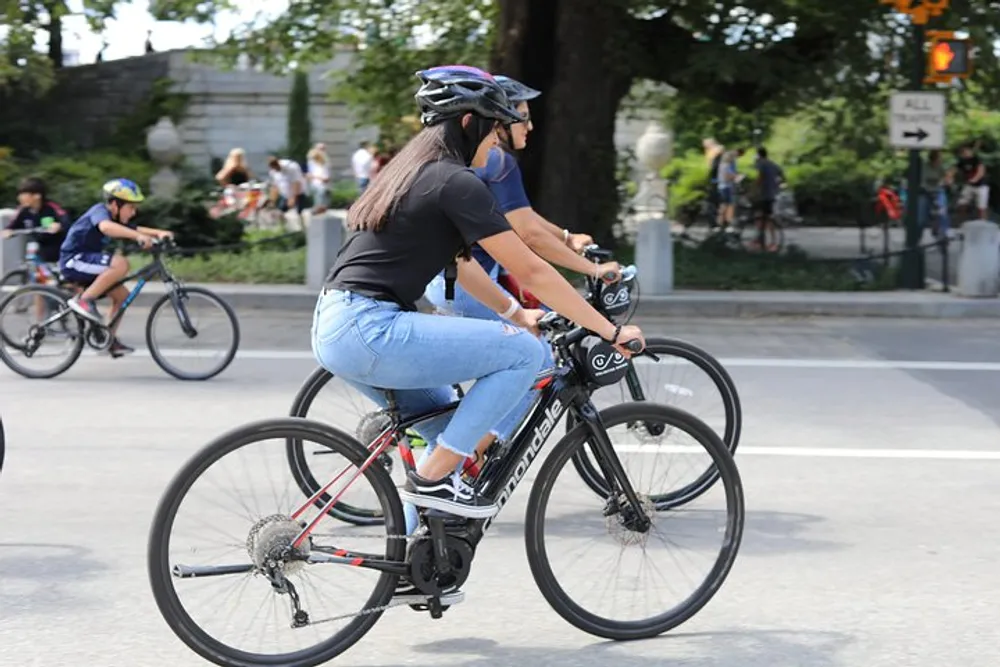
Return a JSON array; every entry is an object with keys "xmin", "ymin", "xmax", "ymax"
[
  {"xmin": 146, "ymin": 116, "xmax": 183, "ymax": 198},
  {"xmin": 956, "ymin": 219, "xmax": 1000, "ymax": 298},
  {"xmin": 0, "ymin": 208, "xmax": 25, "ymax": 281},
  {"xmin": 306, "ymin": 210, "xmax": 346, "ymax": 290},
  {"xmin": 634, "ymin": 216, "xmax": 674, "ymax": 294}
]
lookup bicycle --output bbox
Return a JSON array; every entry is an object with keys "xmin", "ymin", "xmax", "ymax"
[
  {"xmin": 289, "ymin": 244, "xmax": 743, "ymax": 525},
  {"xmin": 0, "ymin": 229, "xmax": 62, "ymax": 314},
  {"xmin": 0, "ymin": 238, "xmax": 240, "ymax": 380},
  {"xmin": 147, "ymin": 311, "xmax": 745, "ymax": 666}
]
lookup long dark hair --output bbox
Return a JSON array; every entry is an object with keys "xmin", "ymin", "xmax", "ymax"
[{"xmin": 348, "ymin": 114, "xmax": 497, "ymax": 232}]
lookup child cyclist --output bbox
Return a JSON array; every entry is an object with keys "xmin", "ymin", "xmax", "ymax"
[{"xmin": 62, "ymin": 178, "xmax": 174, "ymax": 358}]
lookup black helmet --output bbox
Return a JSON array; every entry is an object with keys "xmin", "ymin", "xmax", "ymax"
[
  {"xmin": 494, "ymin": 75, "xmax": 541, "ymax": 103},
  {"xmin": 415, "ymin": 65, "xmax": 524, "ymax": 127}
]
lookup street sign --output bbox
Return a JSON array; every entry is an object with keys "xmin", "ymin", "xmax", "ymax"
[{"xmin": 889, "ymin": 91, "xmax": 946, "ymax": 149}]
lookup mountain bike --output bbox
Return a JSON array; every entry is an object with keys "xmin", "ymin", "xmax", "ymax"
[
  {"xmin": 0, "ymin": 238, "xmax": 240, "ymax": 380},
  {"xmin": 0, "ymin": 229, "xmax": 62, "ymax": 314},
  {"xmin": 289, "ymin": 244, "xmax": 742, "ymax": 525},
  {"xmin": 147, "ymin": 311, "xmax": 745, "ymax": 667}
]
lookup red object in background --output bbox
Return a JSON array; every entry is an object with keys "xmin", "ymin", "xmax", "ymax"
[
  {"xmin": 498, "ymin": 270, "xmax": 542, "ymax": 309},
  {"xmin": 875, "ymin": 186, "xmax": 902, "ymax": 222}
]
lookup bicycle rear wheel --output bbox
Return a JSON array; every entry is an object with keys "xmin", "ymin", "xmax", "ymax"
[
  {"xmin": 568, "ymin": 336, "xmax": 741, "ymax": 509},
  {"xmin": 0, "ymin": 284, "xmax": 84, "ymax": 379},
  {"xmin": 526, "ymin": 402, "xmax": 744, "ymax": 641},
  {"xmin": 148, "ymin": 417, "xmax": 406, "ymax": 667},
  {"xmin": 0, "ymin": 269, "xmax": 28, "ymax": 313}
]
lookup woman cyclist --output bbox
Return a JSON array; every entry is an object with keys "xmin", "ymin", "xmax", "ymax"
[
  {"xmin": 423, "ymin": 74, "xmax": 623, "ymax": 460},
  {"xmin": 313, "ymin": 65, "xmax": 645, "ymax": 523}
]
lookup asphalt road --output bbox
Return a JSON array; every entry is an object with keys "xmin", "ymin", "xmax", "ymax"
[{"xmin": 1, "ymin": 311, "xmax": 999, "ymax": 667}]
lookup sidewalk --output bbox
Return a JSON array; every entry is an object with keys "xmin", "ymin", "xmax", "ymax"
[{"xmin": 130, "ymin": 282, "xmax": 1000, "ymax": 318}]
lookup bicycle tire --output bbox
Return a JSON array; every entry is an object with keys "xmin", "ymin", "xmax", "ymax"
[
  {"xmin": 288, "ymin": 366, "xmax": 463, "ymax": 526},
  {"xmin": 148, "ymin": 417, "xmax": 405, "ymax": 667},
  {"xmin": 0, "ymin": 284, "xmax": 84, "ymax": 379},
  {"xmin": 0, "ymin": 269, "xmax": 29, "ymax": 314},
  {"xmin": 567, "ymin": 336, "xmax": 742, "ymax": 509},
  {"xmin": 145, "ymin": 286, "xmax": 241, "ymax": 381},
  {"xmin": 0, "ymin": 415, "xmax": 5, "ymax": 476},
  {"xmin": 525, "ymin": 402, "xmax": 745, "ymax": 641}
]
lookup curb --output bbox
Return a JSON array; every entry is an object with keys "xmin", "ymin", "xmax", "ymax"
[
  {"xmin": 635, "ymin": 293, "xmax": 1000, "ymax": 318},
  {"xmin": 115, "ymin": 284, "xmax": 1000, "ymax": 319}
]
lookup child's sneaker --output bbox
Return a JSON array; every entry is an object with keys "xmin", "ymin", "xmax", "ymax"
[{"xmin": 67, "ymin": 296, "xmax": 102, "ymax": 324}]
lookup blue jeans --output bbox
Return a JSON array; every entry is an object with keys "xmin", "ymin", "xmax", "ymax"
[
  {"xmin": 919, "ymin": 189, "xmax": 950, "ymax": 235},
  {"xmin": 424, "ymin": 271, "xmax": 555, "ymax": 441},
  {"xmin": 312, "ymin": 286, "xmax": 546, "ymax": 448},
  {"xmin": 313, "ymin": 289, "xmax": 546, "ymax": 535}
]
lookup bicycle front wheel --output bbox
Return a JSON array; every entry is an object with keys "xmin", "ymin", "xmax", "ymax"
[
  {"xmin": 146, "ymin": 286, "xmax": 240, "ymax": 380},
  {"xmin": 526, "ymin": 402, "xmax": 744, "ymax": 641},
  {"xmin": 568, "ymin": 336, "xmax": 742, "ymax": 509},
  {"xmin": 148, "ymin": 417, "xmax": 406, "ymax": 667}
]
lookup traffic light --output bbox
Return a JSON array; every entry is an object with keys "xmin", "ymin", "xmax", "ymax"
[{"xmin": 925, "ymin": 31, "xmax": 972, "ymax": 83}]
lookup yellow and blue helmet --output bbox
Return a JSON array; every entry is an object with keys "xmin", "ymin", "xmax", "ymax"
[{"xmin": 102, "ymin": 178, "xmax": 145, "ymax": 204}]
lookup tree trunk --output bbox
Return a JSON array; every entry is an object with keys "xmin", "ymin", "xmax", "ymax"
[
  {"xmin": 492, "ymin": 0, "xmax": 631, "ymax": 242},
  {"xmin": 45, "ymin": 3, "xmax": 64, "ymax": 69}
]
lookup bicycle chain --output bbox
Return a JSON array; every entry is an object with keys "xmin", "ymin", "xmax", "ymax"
[{"xmin": 299, "ymin": 531, "xmax": 441, "ymax": 627}]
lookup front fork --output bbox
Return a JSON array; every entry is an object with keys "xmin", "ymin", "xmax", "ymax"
[
  {"xmin": 165, "ymin": 281, "xmax": 198, "ymax": 338},
  {"xmin": 576, "ymin": 399, "xmax": 651, "ymax": 532},
  {"xmin": 623, "ymin": 362, "xmax": 666, "ymax": 437}
]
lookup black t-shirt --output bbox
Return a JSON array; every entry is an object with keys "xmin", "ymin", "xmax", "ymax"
[
  {"xmin": 957, "ymin": 155, "xmax": 985, "ymax": 186},
  {"xmin": 4, "ymin": 201, "xmax": 69, "ymax": 262},
  {"xmin": 326, "ymin": 158, "xmax": 512, "ymax": 309}
]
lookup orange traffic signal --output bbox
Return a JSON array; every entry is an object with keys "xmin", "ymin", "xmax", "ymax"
[{"xmin": 925, "ymin": 33, "xmax": 972, "ymax": 82}]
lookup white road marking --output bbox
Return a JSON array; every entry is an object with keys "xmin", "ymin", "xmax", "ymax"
[{"xmin": 612, "ymin": 444, "xmax": 1000, "ymax": 460}]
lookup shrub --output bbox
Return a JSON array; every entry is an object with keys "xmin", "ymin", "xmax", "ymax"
[
  {"xmin": 0, "ymin": 150, "xmax": 156, "ymax": 218},
  {"xmin": 287, "ymin": 70, "xmax": 312, "ymax": 167},
  {"xmin": 137, "ymin": 191, "xmax": 244, "ymax": 254}
]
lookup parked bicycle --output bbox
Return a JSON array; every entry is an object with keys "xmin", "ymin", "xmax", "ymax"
[
  {"xmin": 0, "ymin": 238, "xmax": 240, "ymax": 380},
  {"xmin": 289, "ymin": 244, "xmax": 742, "ymax": 526},
  {"xmin": 147, "ymin": 310, "xmax": 745, "ymax": 667}
]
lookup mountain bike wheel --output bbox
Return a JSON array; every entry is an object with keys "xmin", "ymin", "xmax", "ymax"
[
  {"xmin": 0, "ymin": 269, "xmax": 29, "ymax": 313},
  {"xmin": 148, "ymin": 417, "xmax": 406, "ymax": 667},
  {"xmin": 567, "ymin": 336, "xmax": 741, "ymax": 509},
  {"xmin": 0, "ymin": 284, "xmax": 84, "ymax": 379},
  {"xmin": 526, "ymin": 402, "xmax": 744, "ymax": 641},
  {"xmin": 288, "ymin": 366, "xmax": 463, "ymax": 526},
  {"xmin": 146, "ymin": 286, "xmax": 240, "ymax": 381}
]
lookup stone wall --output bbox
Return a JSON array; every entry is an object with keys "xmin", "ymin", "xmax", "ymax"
[
  {"xmin": 163, "ymin": 50, "xmax": 376, "ymax": 180},
  {"xmin": 47, "ymin": 52, "xmax": 173, "ymax": 149}
]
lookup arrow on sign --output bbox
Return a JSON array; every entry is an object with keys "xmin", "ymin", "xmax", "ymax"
[{"xmin": 903, "ymin": 128, "xmax": 929, "ymax": 141}]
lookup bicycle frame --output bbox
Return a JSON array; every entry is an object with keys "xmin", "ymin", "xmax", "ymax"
[{"xmin": 281, "ymin": 345, "xmax": 647, "ymax": 576}]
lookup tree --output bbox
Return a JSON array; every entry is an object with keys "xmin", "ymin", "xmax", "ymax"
[
  {"xmin": 179, "ymin": 0, "xmax": 1000, "ymax": 239},
  {"xmin": 287, "ymin": 69, "xmax": 312, "ymax": 166}
]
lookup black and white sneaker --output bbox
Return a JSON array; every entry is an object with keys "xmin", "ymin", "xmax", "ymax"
[
  {"xmin": 392, "ymin": 581, "xmax": 465, "ymax": 607},
  {"xmin": 399, "ymin": 470, "xmax": 498, "ymax": 519}
]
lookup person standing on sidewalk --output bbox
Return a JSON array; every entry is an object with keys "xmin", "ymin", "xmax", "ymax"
[
  {"xmin": 955, "ymin": 142, "xmax": 989, "ymax": 222},
  {"xmin": 920, "ymin": 149, "xmax": 952, "ymax": 238}
]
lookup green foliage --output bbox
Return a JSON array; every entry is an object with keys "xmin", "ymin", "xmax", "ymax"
[
  {"xmin": 0, "ymin": 150, "xmax": 156, "ymax": 218},
  {"xmin": 674, "ymin": 243, "xmax": 897, "ymax": 291},
  {"xmin": 135, "ymin": 247, "xmax": 306, "ymax": 284},
  {"xmin": 329, "ymin": 179, "xmax": 359, "ymax": 210},
  {"xmin": 137, "ymin": 191, "xmax": 244, "ymax": 253},
  {"xmin": 287, "ymin": 69, "xmax": 312, "ymax": 166}
]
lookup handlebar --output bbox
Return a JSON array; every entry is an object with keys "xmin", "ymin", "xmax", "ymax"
[
  {"xmin": 3, "ymin": 228, "xmax": 56, "ymax": 237},
  {"xmin": 582, "ymin": 244, "xmax": 637, "ymax": 283},
  {"xmin": 536, "ymin": 311, "xmax": 657, "ymax": 360}
]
